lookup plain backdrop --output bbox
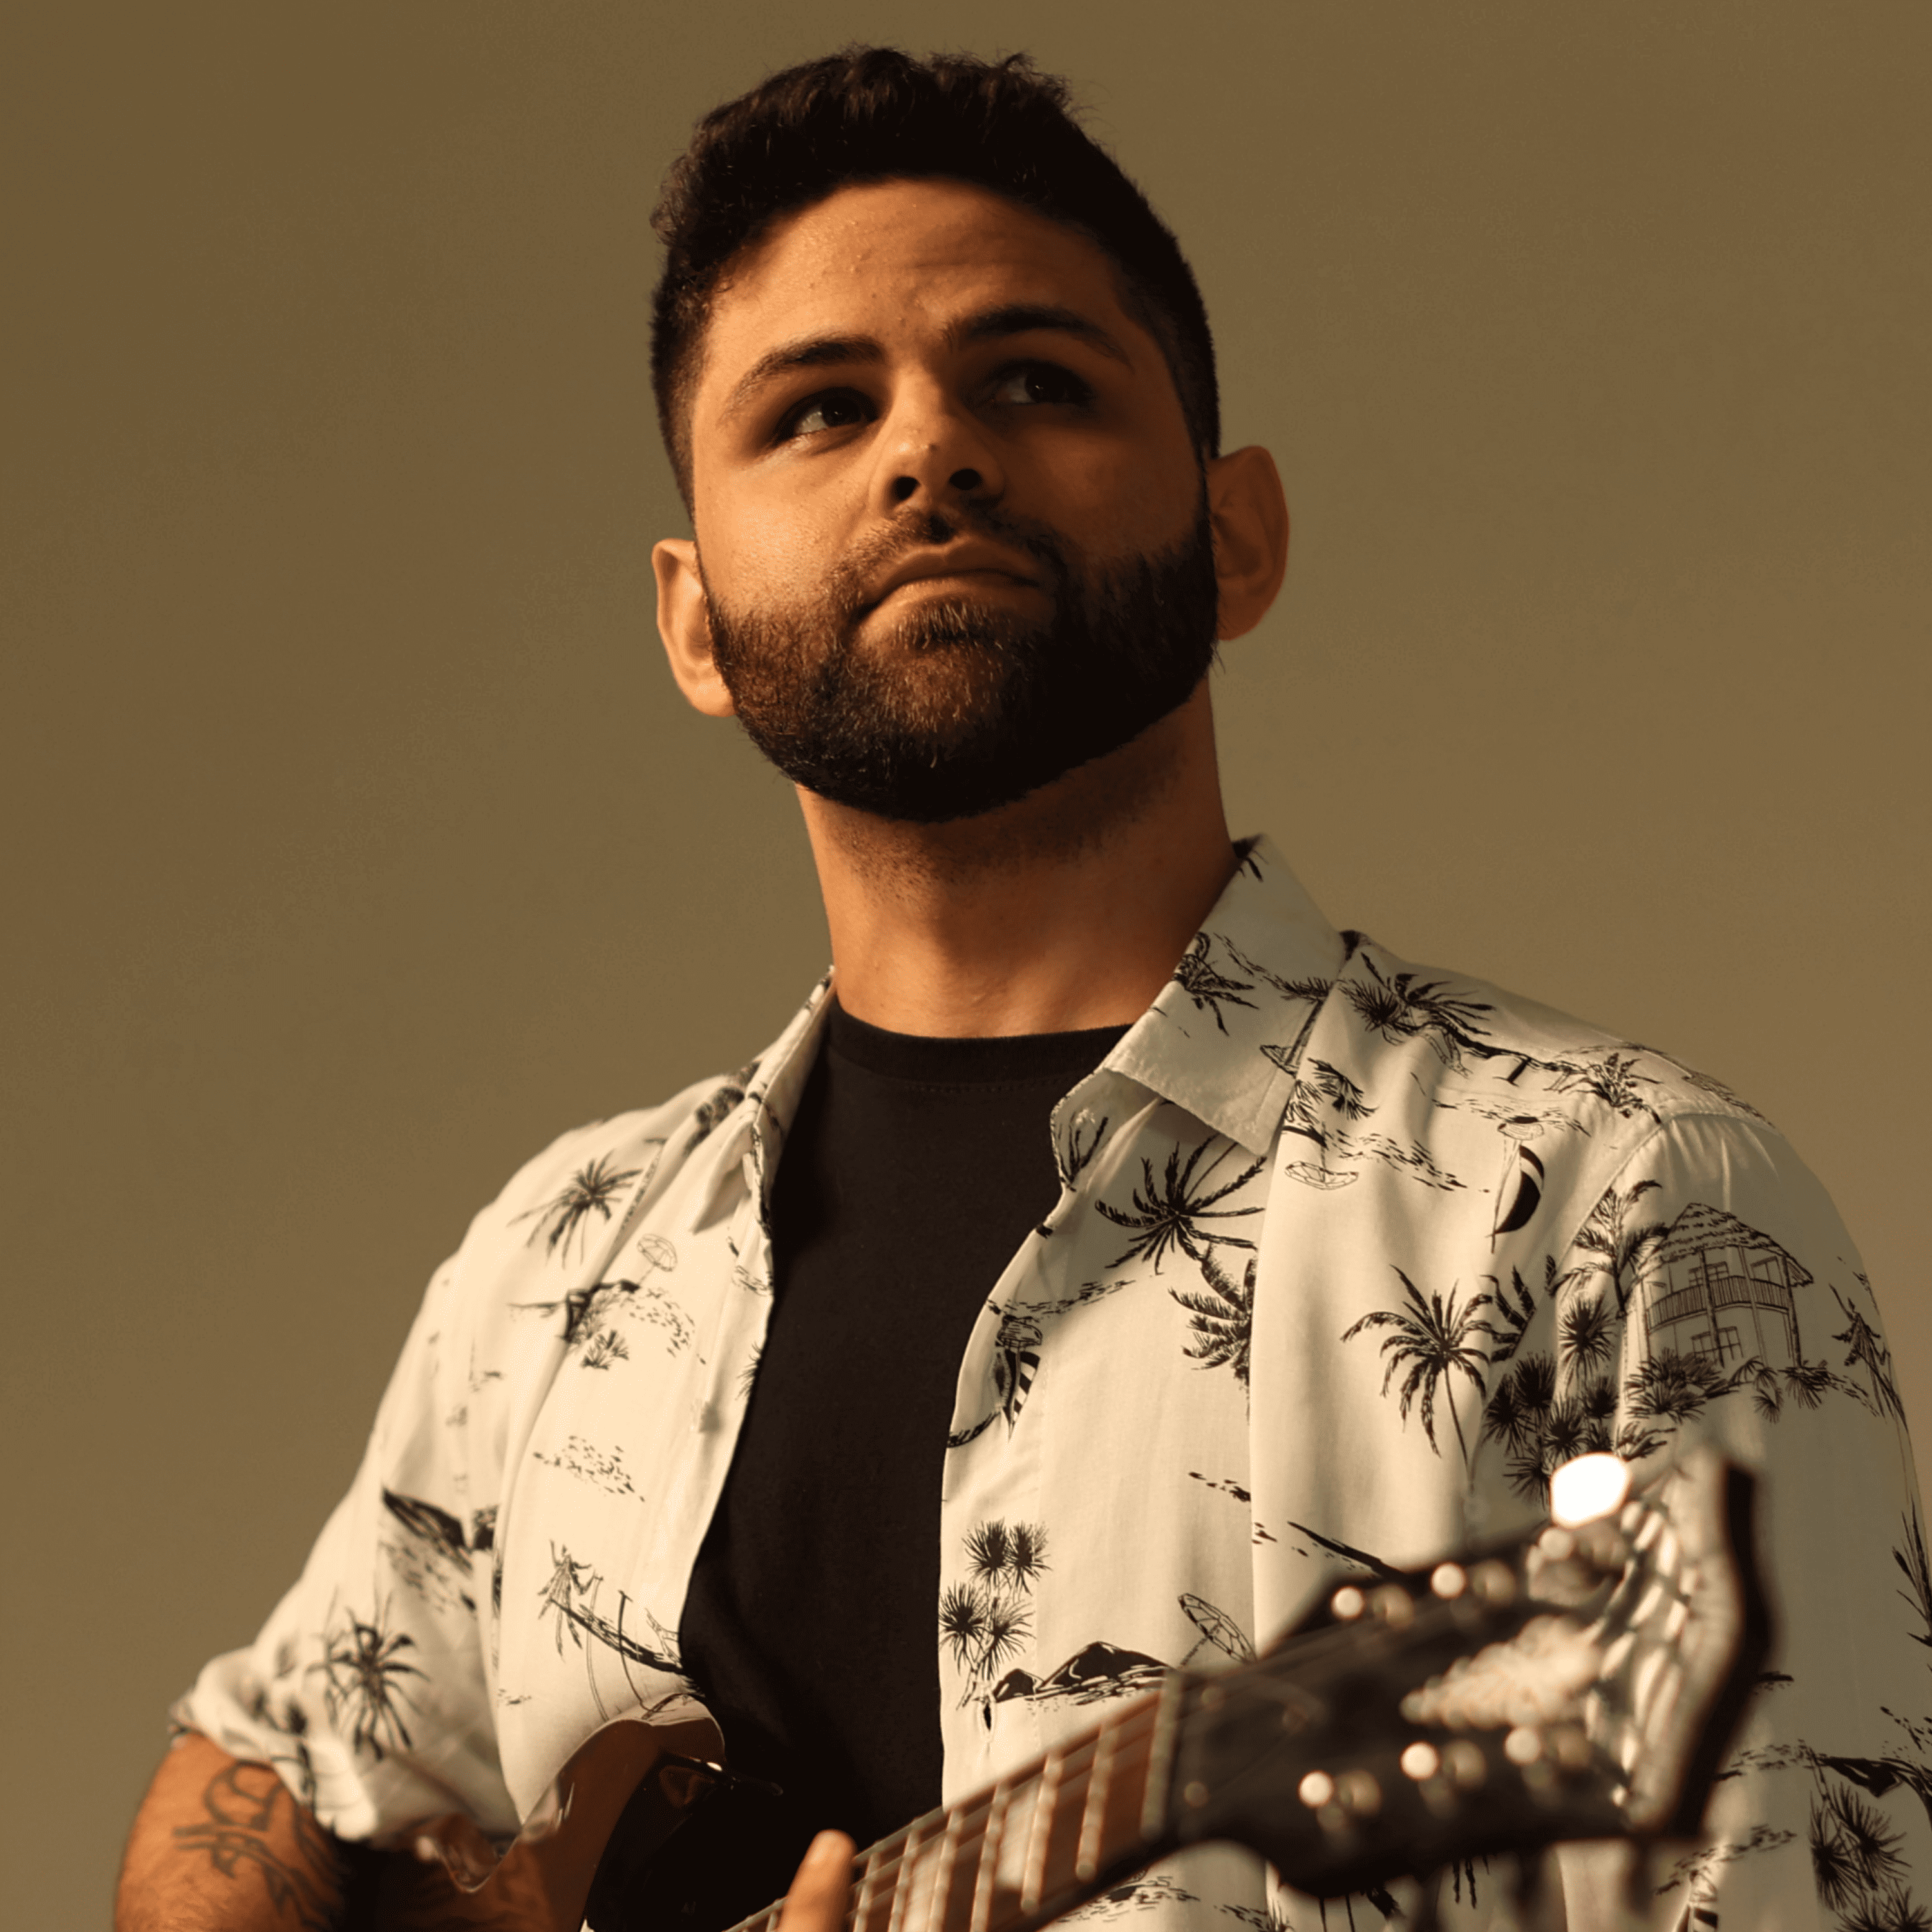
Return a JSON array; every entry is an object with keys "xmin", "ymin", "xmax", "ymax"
[{"xmin": 5, "ymin": 3, "xmax": 1927, "ymax": 1919}]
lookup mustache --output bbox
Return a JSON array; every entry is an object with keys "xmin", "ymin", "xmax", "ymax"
[{"xmin": 827, "ymin": 501, "xmax": 1073, "ymax": 627}]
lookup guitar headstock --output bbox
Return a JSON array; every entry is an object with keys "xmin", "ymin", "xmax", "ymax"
[{"xmin": 1169, "ymin": 1452, "xmax": 1767, "ymax": 1899}]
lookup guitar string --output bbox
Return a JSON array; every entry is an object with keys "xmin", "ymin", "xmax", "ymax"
[
  {"xmin": 707, "ymin": 1701, "xmax": 1168, "ymax": 1932},
  {"xmin": 827, "ymin": 1697, "xmax": 1171, "ymax": 1932}
]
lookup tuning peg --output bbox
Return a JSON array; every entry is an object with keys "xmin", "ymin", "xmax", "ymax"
[
  {"xmin": 1504, "ymin": 1727, "xmax": 1544, "ymax": 1766},
  {"xmin": 1336, "ymin": 1770, "xmax": 1381, "ymax": 1817},
  {"xmin": 1370, "ymin": 1584, "xmax": 1415, "ymax": 1629},
  {"xmin": 1549, "ymin": 1452, "xmax": 1631, "ymax": 1527},
  {"xmin": 1469, "ymin": 1561, "xmax": 1517, "ymax": 1606}
]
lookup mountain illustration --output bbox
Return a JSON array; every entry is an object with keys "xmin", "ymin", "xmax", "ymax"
[{"xmin": 990, "ymin": 1638, "xmax": 1170, "ymax": 1707}]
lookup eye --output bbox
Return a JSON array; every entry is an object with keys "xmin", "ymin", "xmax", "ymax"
[
  {"xmin": 780, "ymin": 389, "xmax": 875, "ymax": 439},
  {"xmin": 987, "ymin": 363, "xmax": 1094, "ymax": 408}
]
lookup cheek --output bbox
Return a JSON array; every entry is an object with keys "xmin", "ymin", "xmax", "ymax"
[
  {"xmin": 1048, "ymin": 442, "xmax": 1198, "ymax": 562},
  {"xmin": 699, "ymin": 485, "xmax": 840, "ymax": 608}
]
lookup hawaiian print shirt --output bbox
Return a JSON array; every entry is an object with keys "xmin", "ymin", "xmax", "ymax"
[{"xmin": 179, "ymin": 837, "xmax": 1928, "ymax": 1931}]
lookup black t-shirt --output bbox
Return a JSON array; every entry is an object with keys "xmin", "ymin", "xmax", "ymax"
[{"xmin": 594, "ymin": 1004, "xmax": 1125, "ymax": 1929}]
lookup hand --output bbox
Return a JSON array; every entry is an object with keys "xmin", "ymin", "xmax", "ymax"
[{"xmin": 778, "ymin": 1831, "xmax": 855, "ymax": 1932}]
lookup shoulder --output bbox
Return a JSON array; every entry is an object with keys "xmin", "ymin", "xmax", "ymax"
[
  {"xmin": 1309, "ymin": 936, "xmax": 1815, "ymax": 1242},
  {"xmin": 1332, "ymin": 934, "xmax": 1778, "ymax": 1135},
  {"xmin": 424, "ymin": 1057, "xmax": 766, "ymax": 1325}
]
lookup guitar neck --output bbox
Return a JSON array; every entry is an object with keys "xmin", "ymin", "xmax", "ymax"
[{"xmin": 728, "ymin": 1676, "xmax": 1193, "ymax": 1932}]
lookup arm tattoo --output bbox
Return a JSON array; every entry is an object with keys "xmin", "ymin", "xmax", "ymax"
[{"xmin": 171, "ymin": 1759, "xmax": 346, "ymax": 1931}]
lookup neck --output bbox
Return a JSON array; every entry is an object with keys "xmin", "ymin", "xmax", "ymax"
[{"xmin": 799, "ymin": 685, "xmax": 1236, "ymax": 1037}]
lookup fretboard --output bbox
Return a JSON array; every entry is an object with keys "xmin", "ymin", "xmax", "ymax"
[{"xmin": 725, "ymin": 1676, "xmax": 1189, "ymax": 1932}]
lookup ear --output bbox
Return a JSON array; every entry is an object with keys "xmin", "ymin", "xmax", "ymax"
[
  {"xmin": 653, "ymin": 538, "xmax": 736, "ymax": 717},
  {"xmin": 1203, "ymin": 445, "xmax": 1289, "ymax": 641}
]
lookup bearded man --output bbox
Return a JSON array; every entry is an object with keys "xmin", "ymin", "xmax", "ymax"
[{"xmin": 118, "ymin": 47, "xmax": 1926, "ymax": 1932}]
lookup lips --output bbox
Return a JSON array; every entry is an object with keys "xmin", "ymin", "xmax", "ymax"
[{"xmin": 862, "ymin": 544, "xmax": 1042, "ymax": 612}]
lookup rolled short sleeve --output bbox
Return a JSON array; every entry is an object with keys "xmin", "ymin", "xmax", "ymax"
[
  {"xmin": 173, "ymin": 1236, "xmax": 520, "ymax": 1842},
  {"xmin": 1542, "ymin": 1113, "xmax": 1929, "ymax": 1929}
]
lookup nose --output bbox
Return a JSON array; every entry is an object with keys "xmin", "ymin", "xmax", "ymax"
[{"xmin": 873, "ymin": 384, "xmax": 1003, "ymax": 516}]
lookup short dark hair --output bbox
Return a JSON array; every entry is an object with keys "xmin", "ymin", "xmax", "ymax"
[{"xmin": 650, "ymin": 47, "xmax": 1220, "ymax": 511}]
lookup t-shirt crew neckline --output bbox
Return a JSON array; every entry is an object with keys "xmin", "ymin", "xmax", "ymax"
[{"xmin": 822, "ymin": 997, "xmax": 1133, "ymax": 1090}]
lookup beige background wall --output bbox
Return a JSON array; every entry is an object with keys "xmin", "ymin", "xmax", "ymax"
[{"xmin": 5, "ymin": 3, "xmax": 1926, "ymax": 1920}]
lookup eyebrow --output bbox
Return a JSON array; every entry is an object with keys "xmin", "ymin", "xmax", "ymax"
[{"xmin": 719, "ymin": 303, "xmax": 1132, "ymax": 425}]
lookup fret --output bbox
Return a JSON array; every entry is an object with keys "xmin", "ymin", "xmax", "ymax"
[
  {"xmin": 853, "ymin": 1839, "xmax": 887, "ymax": 1932},
  {"xmin": 967, "ymin": 1783, "xmax": 1012, "ymax": 1932},
  {"xmin": 1075, "ymin": 1712, "xmax": 1122, "ymax": 1882},
  {"xmin": 1019, "ymin": 1747, "xmax": 1066, "ymax": 1913},
  {"xmin": 925, "ymin": 1797, "xmax": 967, "ymax": 1932},
  {"xmin": 1138, "ymin": 1671, "xmax": 1185, "ymax": 1842},
  {"xmin": 886, "ymin": 1819, "xmax": 923, "ymax": 1932}
]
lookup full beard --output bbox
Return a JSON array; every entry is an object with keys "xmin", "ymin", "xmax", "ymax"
[{"xmin": 703, "ymin": 496, "xmax": 1220, "ymax": 825}]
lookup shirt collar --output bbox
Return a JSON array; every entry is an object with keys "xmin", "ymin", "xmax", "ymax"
[
  {"xmin": 1101, "ymin": 835, "xmax": 1350, "ymax": 1157},
  {"xmin": 694, "ymin": 834, "xmax": 1345, "ymax": 1219}
]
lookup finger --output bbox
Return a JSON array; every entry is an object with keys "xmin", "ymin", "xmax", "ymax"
[{"xmin": 779, "ymin": 1830, "xmax": 855, "ymax": 1932}]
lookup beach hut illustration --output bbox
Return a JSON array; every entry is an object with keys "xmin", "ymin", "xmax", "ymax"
[{"xmin": 1642, "ymin": 1202, "xmax": 1808, "ymax": 1368}]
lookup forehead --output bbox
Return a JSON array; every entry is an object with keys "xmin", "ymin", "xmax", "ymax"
[{"xmin": 698, "ymin": 178, "xmax": 1144, "ymax": 388}]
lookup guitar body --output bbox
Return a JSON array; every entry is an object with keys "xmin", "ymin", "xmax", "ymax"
[{"xmin": 379, "ymin": 1454, "xmax": 1767, "ymax": 1932}]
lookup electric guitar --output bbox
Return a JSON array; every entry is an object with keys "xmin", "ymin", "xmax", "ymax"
[{"xmin": 378, "ymin": 1453, "xmax": 1768, "ymax": 1931}]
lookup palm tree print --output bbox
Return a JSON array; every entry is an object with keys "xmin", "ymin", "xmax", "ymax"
[
  {"xmin": 1809, "ymin": 1779, "xmax": 1915, "ymax": 1921},
  {"xmin": 1481, "ymin": 1349, "xmax": 1557, "ymax": 1459},
  {"xmin": 1571, "ymin": 1177, "xmax": 1669, "ymax": 1314},
  {"xmin": 1222, "ymin": 936, "xmax": 1332, "ymax": 1010},
  {"xmin": 966, "ymin": 1517, "xmax": 1050, "ymax": 1587},
  {"xmin": 1481, "ymin": 1265, "xmax": 1539, "ymax": 1365},
  {"xmin": 1342, "ymin": 1268, "xmax": 1497, "ymax": 1464},
  {"xmin": 1835, "ymin": 1286, "xmax": 1909, "ymax": 1423},
  {"xmin": 1558, "ymin": 1293, "xmax": 1618, "ymax": 1376},
  {"xmin": 1341, "ymin": 958, "xmax": 1499, "ymax": 1070},
  {"xmin": 1057, "ymin": 1110, "xmax": 1110, "ymax": 1189},
  {"xmin": 1170, "ymin": 933, "xmax": 1257, "ymax": 1034},
  {"xmin": 1481, "ymin": 1351, "xmax": 1621, "ymax": 1499},
  {"xmin": 1896, "ymin": 1511, "xmax": 1932, "ymax": 1654},
  {"xmin": 1172, "ymin": 1251, "xmax": 1256, "ymax": 1391},
  {"xmin": 1546, "ymin": 1052, "xmax": 1662, "ymax": 1124},
  {"xmin": 1274, "ymin": 1057, "xmax": 1374, "ymax": 1150},
  {"xmin": 1733, "ymin": 1354, "xmax": 1841, "ymax": 1421},
  {"xmin": 685, "ymin": 1061, "xmax": 758, "ymax": 1152},
  {"xmin": 312, "ymin": 1600, "xmax": 423, "ymax": 1760},
  {"xmin": 941, "ymin": 1519, "xmax": 1048, "ymax": 1699},
  {"xmin": 516, "ymin": 1153, "xmax": 643, "ymax": 1264},
  {"xmin": 1096, "ymin": 1137, "xmax": 1265, "ymax": 1273},
  {"xmin": 1624, "ymin": 1349, "xmax": 1736, "ymax": 1422}
]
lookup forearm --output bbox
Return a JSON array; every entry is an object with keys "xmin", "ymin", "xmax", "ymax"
[{"xmin": 117, "ymin": 1731, "xmax": 365, "ymax": 1932}]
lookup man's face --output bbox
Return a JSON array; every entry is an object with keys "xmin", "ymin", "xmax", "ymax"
[{"xmin": 670, "ymin": 178, "xmax": 1220, "ymax": 823}]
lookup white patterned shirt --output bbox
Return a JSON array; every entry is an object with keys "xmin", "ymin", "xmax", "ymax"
[{"xmin": 179, "ymin": 836, "xmax": 1929, "ymax": 1929}]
